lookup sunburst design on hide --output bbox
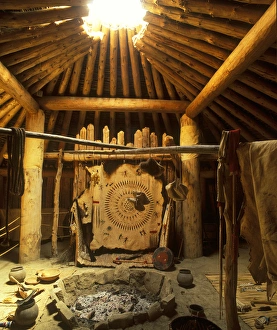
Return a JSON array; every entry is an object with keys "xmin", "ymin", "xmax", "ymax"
[{"xmin": 104, "ymin": 180, "xmax": 154, "ymax": 231}]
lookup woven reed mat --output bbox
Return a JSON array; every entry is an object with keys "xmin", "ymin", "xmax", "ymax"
[{"xmin": 206, "ymin": 273, "xmax": 277, "ymax": 329}]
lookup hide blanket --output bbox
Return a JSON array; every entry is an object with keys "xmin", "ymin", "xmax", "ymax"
[
  {"xmin": 237, "ymin": 140, "xmax": 277, "ymax": 300},
  {"xmin": 75, "ymin": 163, "xmax": 164, "ymax": 253}
]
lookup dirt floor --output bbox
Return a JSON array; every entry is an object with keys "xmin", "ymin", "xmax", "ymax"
[{"xmin": 0, "ymin": 240, "xmax": 255, "ymax": 330}]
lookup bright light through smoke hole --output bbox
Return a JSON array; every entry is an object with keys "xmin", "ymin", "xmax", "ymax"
[{"xmin": 87, "ymin": 0, "xmax": 146, "ymax": 29}]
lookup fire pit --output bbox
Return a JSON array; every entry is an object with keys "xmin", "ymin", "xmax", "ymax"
[{"xmin": 55, "ymin": 265, "xmax": 176, "ymax": 329}]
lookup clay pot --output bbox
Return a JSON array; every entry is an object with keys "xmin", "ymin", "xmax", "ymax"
[
  {"xmin": 177, "ymin": 269, "xmax": 193, "ymax": 287},
  {"xmin": 188, "ymin": 304, "xmax": 205, "ymax": 317},
  {"xmin": 9, "ymin": 265, "xmax": 26, "ymax": 283},
  {"xmin": 14, "ymin": 298, "xmax": 39, "ymax": 327}
]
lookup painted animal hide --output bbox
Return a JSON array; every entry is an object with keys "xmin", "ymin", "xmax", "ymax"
[
  {"xmin": 237, "ymin": 140, "xmax": 277, "ymax": 300},
  {"xmin": 76, "ymin": 163, "xmax": 164, "ymax": 252}
]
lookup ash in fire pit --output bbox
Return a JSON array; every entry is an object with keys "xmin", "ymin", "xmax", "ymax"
[
  {"xmin": 56, "ymin": 265, "xmax": 176, "ymax": 329},
  {"xmin": 71, "ymin": 284, "xmax": 158, "ymax": 327}
]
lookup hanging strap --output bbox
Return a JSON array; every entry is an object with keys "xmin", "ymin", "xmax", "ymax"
[
  {"xmin": 7, "ymin": 127, "xmax": 25, "ymax": 196},
  {"xmin": 1, "ymin": 128, "xmax": 25, "ymax": 246},
  {"xmin": 217, "ymin": 130, "xmax": 229, "ymax": 319}
]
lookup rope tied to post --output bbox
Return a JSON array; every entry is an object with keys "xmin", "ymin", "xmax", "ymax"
[{"xmin": 7, "ymin": 127, "xmax": 25, "ymax": 196}]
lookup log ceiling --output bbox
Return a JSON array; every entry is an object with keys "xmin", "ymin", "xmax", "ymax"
[{"xmin": 0, "ymin": 0, "xmax": 276, "ymax": 161}]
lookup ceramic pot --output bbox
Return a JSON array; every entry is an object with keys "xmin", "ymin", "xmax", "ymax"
[
  {"xmin": 188, "ymin": 304, "xmax": 205, "ymax": 317},
  {"xmin": 177, "ymin": 269, "xmax": 193, "ymax": 287},
  {"xmin": 14, "ymin": 298, "xmax": 39, "ymax": 326},
  {"xmin": 9, "ymin": 265, "xmax": 26, "ymax": 283}
]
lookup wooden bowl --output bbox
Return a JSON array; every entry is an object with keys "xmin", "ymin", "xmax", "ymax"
[
  {"xmin": 37, "ymin": 269, "xmax": 60, "ymax": 282},
  {"xmin": 25, "ymin": 276, "xmax": 40, "ymax": 285}
]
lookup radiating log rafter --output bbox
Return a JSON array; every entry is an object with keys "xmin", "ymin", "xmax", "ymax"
[
  {"xmin": 0, "ymin": 1, "xmax": 89, "ymax": 10},
  {"xmin": 183, "ymin": 1, "xmax": 276, "ymax": 117},
  {"xmin": 142, "ymin": 5, "xmax": 252, "ymax": 39},
  {"xmin": 21, "ymin": 40, "xmax": 91, "ymax": 88},
  {"xmin": 0, "ymin": 19, "xmax": 86, "ymax": 56},
  {"xmin": 27, "ymin": 41, "xmax": 95, "ymax": 95},
  {"xmin": 0, "ymin": 61, "xmax": 39, "ymax": 114},
  {"xmin": 4, "ymin": 32, "xmax": 90, "ymax": 75},
  {"xmin": 137, "ymin": 41, "xmax": 275, "ymax": 140},
  {"xmin": 135, "ymin": 23, "xmax": 277, "ymax": 113},
  {"xmin": 97, "ymin": 26, "xmax": 110, "ymax": 96},
  {"xmin": 0, "ymin": 0, "xmax": 275, "ymax": 155},
  {"xmin": 0, "ymin": 6, "xmax": 89, "ymax": 28},
  {"xmin": 154, "ymin": 0, "xmax": 268, "ymax": 24}
]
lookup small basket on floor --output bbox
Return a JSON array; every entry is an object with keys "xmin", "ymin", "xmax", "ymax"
[{"xmin": 169, "ymin": 316, "xmax": 221, "ymax": 330}]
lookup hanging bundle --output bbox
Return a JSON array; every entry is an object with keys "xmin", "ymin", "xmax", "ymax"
[
  {"xmin": 166, "ymin": 179, "xmax": 188, "ymax": 201},
  {"xmin": 139, "ymin": 158, "xmax": 164, "ymax": 178},
  {"xmin": 1, "ymin": 128, "xmax": 25, "ymax": 247},
  {"xmin": 7, "ymin": 128, "xmax": 25, "ymax": 196}
]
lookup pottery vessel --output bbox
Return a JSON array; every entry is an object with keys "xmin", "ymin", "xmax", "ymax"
[
  {"xmin": 188, "ymin": 304, "xmax": 205, "ymax": 317},
  {"xmin": 177, "ymin": 269, "xmax": 193, "ymax": 287},
  {"xmin": 9, "ymin": 265, "xmax": 26, "ymax": 283},
  {"xmin": 14, "ymin": 298, "xmax": 39, "ymax": 326}
]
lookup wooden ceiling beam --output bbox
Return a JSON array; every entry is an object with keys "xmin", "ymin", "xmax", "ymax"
[
  {"xmin": 185, "ymin": 1, "xmax": 276, "ymax": 118},
  {"xmin": 0, "ymin": 61, "xmax": 39, "ymax": 114},
  {"xmin": 36, "ymin": 96, "xmax": 189, "ymax": 113},
  {"xmin": 156, "ymin": 0, "xmax": 267, "ymax": 24},
  {"xmin": 0, "ymin": 1, "xmax": 89, "ymax": 10},
  {"xmin": 0, "ymin": 6, "xmax": 89, "ymax": 28}
]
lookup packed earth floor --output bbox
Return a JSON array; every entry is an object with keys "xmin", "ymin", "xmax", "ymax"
[{"xmin": 0, "ymin": 240, "xmax": 254, "ymax": 330}]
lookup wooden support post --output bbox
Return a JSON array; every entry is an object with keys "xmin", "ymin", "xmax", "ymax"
[
  {"xmin": 52, "ymin": 149, "xmax": 63, "ymax": 257},
  {"xmin": 19, "ymin": 109, "xmax": 45, "ymax": 263},
  {"xmin": 180, "ymin": 114, "xmax": 202, "ymax": 258}
]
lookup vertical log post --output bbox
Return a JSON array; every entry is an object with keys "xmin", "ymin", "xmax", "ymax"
[
  {"xmin": 180, "ymin": 114, "xmax": 202, "ymax": 258},
  {"xmin": 19, "ymin": 110, "xmax": 45, "ymax": 263},
  {"xmin": 52, "ymin": 149, "xmax": 63, "ymax": 257}
]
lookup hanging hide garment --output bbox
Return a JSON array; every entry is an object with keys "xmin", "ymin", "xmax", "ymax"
[
  {"xmin": 1, "ymin": 128, "xmax": 25, "ymax": 247},
  {"xmin": 166, "ymin": 179, "xmax": 188, "ymax": 201},
  {"xmin": 139, "ymin": 158, "xmax": 164, "ymax": 178}
]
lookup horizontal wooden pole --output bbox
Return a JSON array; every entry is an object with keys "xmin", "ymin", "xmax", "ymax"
[
  {"xmin": 52, "ymin": 144, "xmax": 220, "ymax": 155},
  {"xmin": 44, "ymin": 152, "xmax": 172, "ymax": 162},
  {"xmin": 0, "ymin": 127, "xmax": 133, "ymax": 149},
  {"xmin": 36, "ymin": 96, "xmax": 189, "ymax": 113},
  {"xmin": 0, "ymin": 128, "xmax": 218, "ymax": 154}
]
